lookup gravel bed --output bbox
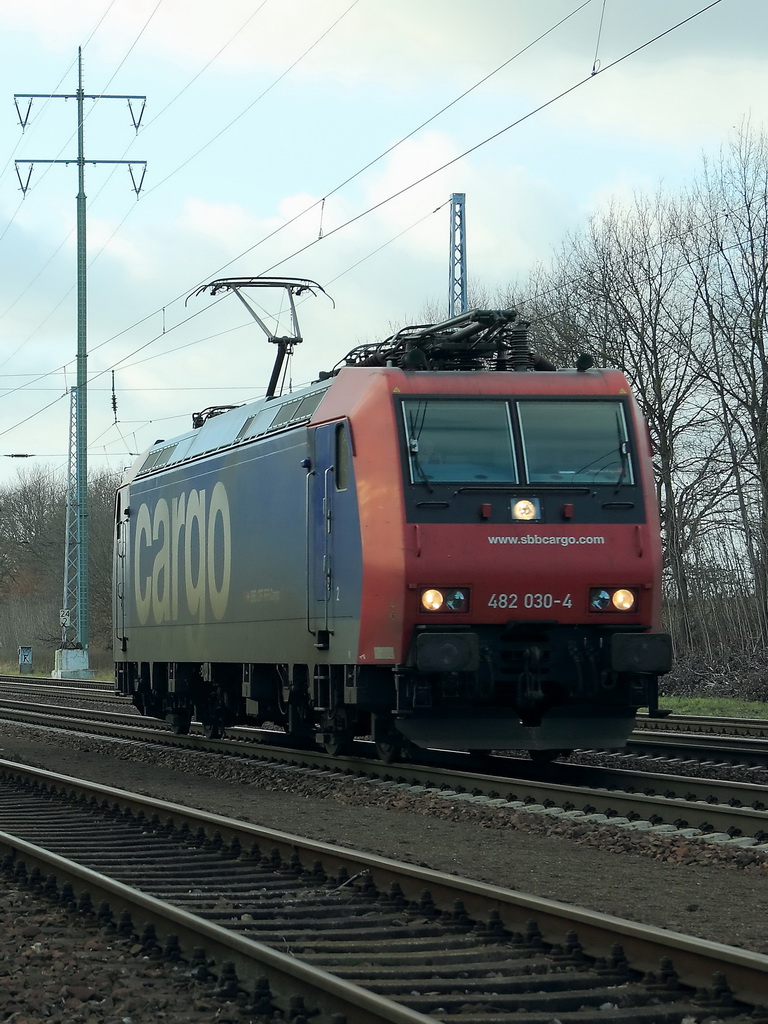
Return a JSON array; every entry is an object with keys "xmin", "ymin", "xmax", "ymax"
[{"xmin": 1, "ymin": 722, "xmax": 767, "ymax": 1022}]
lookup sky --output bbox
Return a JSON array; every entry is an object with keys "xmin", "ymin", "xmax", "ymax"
[{"xmin": 0, "ymin": 0, "xmax": 765, "ymax": 489}]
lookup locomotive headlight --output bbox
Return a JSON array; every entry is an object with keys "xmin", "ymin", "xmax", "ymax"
[
  {"xmin": 589, "ymin": 587, "xmax": 637, "ymax": 612},
  {"xmin": 421, "ymin": 589, "xmax": 444, "ymax": 611},
  {"xmin": 420, "ymin": 587, "xmax": 470, "ymax": 612},
  {"xmin": 511, "ymin": 498, "xmax": 541, "ymax": 522},
  {"xmin": 611, "ymin": 588, "xmax": 636, "ymax": 611}
]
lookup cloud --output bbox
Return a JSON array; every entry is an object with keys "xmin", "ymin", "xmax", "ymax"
[
  {"xmin": 2, "ymin": 0, "xmax": 768, "ymax": 487},
  {"xmin": 546, "ymin": 56, "xmax": 768, "ymax": 149}
]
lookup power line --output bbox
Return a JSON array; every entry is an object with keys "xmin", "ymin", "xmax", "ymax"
[
  {"xmin": 140, "ymin": 0, "xmax": 273, "ymax": 130},
  {"xmin": 0, "ymin": 0, "xmax": 361, "ymax": 382},
  {"xmin": 0, "ymin": 0, "xmax": 726, "ymax": 456},
  {"xmin": 259, "ymin": 1, "xmax": 725, "ymax": 276},
  {"xmin": 0, "ymin": 3, "xmax": 165, "ymax": 357},
  {"xmin": 167, "ymin": 0, "xmax": 598, "ymax": 289},
  {"xmin": 54, "ymin": 0, "xmax": 608, "ymax": 380},
  {"xmin": 2, "ymin": 0, "xmax": 593, "ymax": 360},
  {"xmin": 0, "ymin": 2, "xmax": 592, "ymax": 372},
  {"xmin": 94, "ymin": 0, "xmax": 164, "ymax": 97},
  {"xmin": 0, "ymin": 199, "xmax": 449, "ymax": 455},
  {"xmin": 141, "ymin": 0, "xmax": 362, "ymax": 197}
]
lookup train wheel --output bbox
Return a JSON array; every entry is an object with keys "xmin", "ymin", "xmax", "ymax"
[
  {"xmin": 285, "ymin": 692, "xmax": 315, "ymax": 744},
  {"xmin": 324, "ymin": 733, "xmax": 354, "ymax": 757},
  {"xmin": 319, "ymin": 708, "xmax": 355, "ymax": 757},
  {"xmin": 374, "ymin": 737, "xmax": 402, "ymax": 763},
  {"xmin": 372, "ymin": 713, "xmax": 406, "ymax": 763},
  {"xmin": 202, "ymin": 717, "xmax": 225, "ymax": 740},
  {"xmin": 166, "ymin": 709, "xmax": 192, "ymax": 735}
]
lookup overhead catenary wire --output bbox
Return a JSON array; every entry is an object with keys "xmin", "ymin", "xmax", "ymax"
[
  {"xmin": 1, "ymin": 0, "xmax": 277, "ymax": 337},
  {"xmin": 160, "ymin": 0, "xmax": 597, "ymax": 288},
  {"xmin": 0, "ymin": 1, "xmax": 597, "ymax": 402},
  {"xmin": 2, "ymin": 205, "xmax": 749, "ymax": 456},
  {"xmin": 138, "ymin": 0, "xmax": 273, "ymax": 130},
  {"xmin": 0, "ymin": 200, "xmax": 447, "ymax": 452},
  {"xmin": 0, "ymin": 0, "xmax": 362, "ymax": 370},
  {"xmin": 140, "ymin": 0, "xmax": 363, "ymax": 198},
  {"xmin": 591, "ymin": 0, "xmax": 608, "ymax": 74},
  {"xmin": 4, "ymin": 0, "xmax": 728, "ymax": 415},
  {"xmin": 258, "ymin": 0, "xmax": 725, "ymax": 276},
  {"xmin": 0, "ymin": 0, "xmax": 726, "ymax": 458},
  {"xmin": 11, "ymin": 196, "xmax": 748, "ymax": 463},
  {"xmin": 0, "ymin": 199, "xmax": 450, "ymax": 456},
  {"xmin": 0, "ymin": 0, "xmax": 593, "ymax": 350}
]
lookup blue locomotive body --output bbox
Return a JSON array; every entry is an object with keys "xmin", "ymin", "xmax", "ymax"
[{"xmin": 114, "ymin": 302, "xmax": 672, "ymax": 760}]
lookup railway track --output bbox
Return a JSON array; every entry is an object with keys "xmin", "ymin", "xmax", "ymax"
[
  {"xmin": 636, "ymin": 712, "xmax": 768, "ymax": 740},
  {"xmin": 1, "ymin": 691, "xmax": 767, "ymax": 851},
  {"xmin": 1, "ymin": 758, "xmax": 766, "ymax": 1022},
  {"xmin": 4, "ymin": 672, "xmax": 768, "ymax": 753}
]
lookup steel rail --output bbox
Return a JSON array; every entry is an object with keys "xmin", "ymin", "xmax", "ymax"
[
  {"xmin": 1, "ymin": 759, "xmax": 768, "ymax": 1011},
  {"xmin": 5, "ymin": 675, "xmax": 768, "ymax": 735},
  {"xmin": 0, "ymin": 831, "xmax": 435, "ymax": 1024},
  {"xmin": 628, "ymin": 731, "xmax": 768, "ymax": 763},
  {"xmin": 637, "ymin": 713, "xmax": 768, "ymax": 739},
  {"xmin": 1, "ymin": 700, "xmax": 768, "ymax": 843}
]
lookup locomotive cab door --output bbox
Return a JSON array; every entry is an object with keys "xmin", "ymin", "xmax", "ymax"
[
  {"xmin": 114, "ymin": 485, "xmax": 130, "ymax": 655},
  {"xmin": 307, "ymin": 423, "xmax": 336, "ymax": 649},
  {"xmin": 307, "ymin": 421, "xmax": 354, "ymax": 651}
]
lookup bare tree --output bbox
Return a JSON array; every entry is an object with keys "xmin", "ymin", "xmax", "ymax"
[
  {"xmin": 0, "ymin": 467, "xmax": 66, "ymax": 598},
  {"xmin": 679, "ymin": 125, "xmax": 768, "ymax": 635},
  {"xmin": 521, "ymin": 195, "xmax": 721, "ymax": 646},
  {"xmin": 0, "ymin": 465, "xmax": 119, "ymax": 669},
  {"xmin": 88, "ymin": 469, "xmax": 121, "ymax": 649}
]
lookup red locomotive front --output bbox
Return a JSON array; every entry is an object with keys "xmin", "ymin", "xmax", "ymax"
[{"xmin": 318, "ymin": 360, "xmax": 671, "ymax": 757}]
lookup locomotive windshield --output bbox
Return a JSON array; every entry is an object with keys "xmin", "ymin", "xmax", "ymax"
[
  {"xmin": 401, "ymin": 397, "xmax": 634, "ymax": 486},
  {"xmin": 403, "ymin": 400, "xmax": 517, "ymax": 483},
  {"xmin": 518, "ymin": 400, "xmax": 634, "ymax": 485}
]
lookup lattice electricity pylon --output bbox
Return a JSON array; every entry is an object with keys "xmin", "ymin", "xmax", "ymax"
[
  {"xmin": 60, "ymin": 386, "xmax": 80, "ymax": 647},
  {"xmin": 449, "ymin": 193, "xmax": 467, "ymax": 319},
  {"xmin": 17, "ymin": 50, "xmax": 145, "ymax": 665}
]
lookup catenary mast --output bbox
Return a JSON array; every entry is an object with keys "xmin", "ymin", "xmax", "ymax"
[
  {"xmin": 14, "ymin": 48, "xmax": 146, "ymax": 677},
  {"xmin": 448, "ymin": 192, "xmax": 467, "ymax": 318}
]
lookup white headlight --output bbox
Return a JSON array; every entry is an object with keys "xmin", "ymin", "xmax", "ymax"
[
  {"xmin": 421, "ymin": 588, "xmax": 444, "ymax": 611},
  {"xmin": 589, "ymin": 587, "xmax": 637, "ymax": 612},
  {"xmin": 611, "ymin": 588, "xmax": 636, "ymax": 611},
  {"xmin": 512, "ymin": 498, "xmax": 540, "ymax": 521}
]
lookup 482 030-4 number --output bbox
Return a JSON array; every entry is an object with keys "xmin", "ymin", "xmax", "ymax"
[{"xmin": 487, "ymin": 592, "xmax": 573, "ymax": 609}]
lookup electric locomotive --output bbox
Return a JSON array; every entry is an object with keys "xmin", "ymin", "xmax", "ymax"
[{"xmin": 113, "ymin": 278, "xmax": 672, "ymax": 761}]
